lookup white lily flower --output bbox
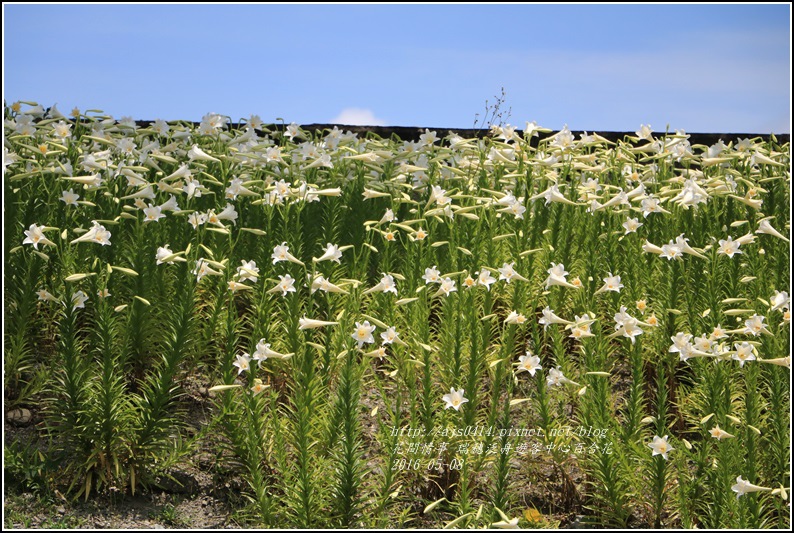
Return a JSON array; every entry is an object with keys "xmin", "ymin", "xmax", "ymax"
[
  {"xmin": 71, "ymin": 221, "xmax": 111, "ymax": 246},
  {"xmin": 732, "ymin": 476, "xmax": 772, "ymax": 499},
  {"xmin": 649, "ymin": 435, "xmax": 673, "ymax": 460},
  {"xmin": 22, "ymin": 223, "xmax": 56, "ymax": 249},
  {"xmin": 756, "ymin": 218, "xmax": 789, "ymax": 242},
  {"xmin": 314, "ymin": 243, "xmax": 343, "ymax": 263},
  {"xmin": 298, "ymin": 316, "xmax": 339, "ymax": 330},
  {"xmin": 442, "ymin": 387, "xmax": 468, "ymax": 411},
  {"xmin": 188, "ymin": 144, "xmax": 220, "ymax": 162},
  {"xmin": 363, "ymin": 273, "xmax": 397, "ymax": 295}
]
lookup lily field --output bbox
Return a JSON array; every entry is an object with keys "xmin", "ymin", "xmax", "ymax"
[{"xmin": 3, "ymin": 103, "xmax": 791, "ymax": 528}]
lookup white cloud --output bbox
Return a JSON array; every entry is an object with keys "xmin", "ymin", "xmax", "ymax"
[{"xmin": 331, "ymin": 108, "xmax": 386, "ymax": 126}]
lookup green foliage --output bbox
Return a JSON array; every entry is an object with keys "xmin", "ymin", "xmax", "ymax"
[{"xmin": 3, "ymin": 104, "xmax": 789, "ymax": 528}]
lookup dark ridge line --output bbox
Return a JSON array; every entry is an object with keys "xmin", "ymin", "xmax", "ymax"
[{"xmin": 132, "ymin": 120, "xmax": 790, "ymax": 146}]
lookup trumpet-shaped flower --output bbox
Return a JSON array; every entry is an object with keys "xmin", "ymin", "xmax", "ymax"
[
  {"xmin": 770, "ymin": 290, "xmax": 789, "ymax": 312},
  {"xmin": 498, "ymin": 262, "xmax": 527, "ymax": 283},
  {"xmin": 717, "ymin": 236, "xmax": 741, "ymax": 258},
  {"xmin": 495, "ymin": 191, "xmax": 517, "ymax": 207},
  {"xmin": 595, "ymin": 272, "xmax": 623, "ymax": 294},
  {"xmin": 236, "ymin": 260, "xmax": 259, "ymax": 283},
  {"xmin": 23, "ymin": 223, "xmax": 56, "ymax": 249},
  {"xmin": 733, "ymin": 342, "xmax": 756, "ymax": 366},
  {"xmin": 364, "ymin": 346, "xmax": 388, "ymax": 360},
  {"xmin": 37, "ymin": 289, "xmax": 57, "ymax": 302},
  {"xmin": 379, "ymin": 208, "xmax": 397, "ymax": 224},
  {"xmin": 546, "ymin": 367, "xmax": 571, "ymax": 387},
  {"xmin": 298, "ymin": 316, "xmax": 339, "ymax": 330},
  {"xmin": 669, "ymin": 332, "xmax": 693, "ymax": 354},
  {"xmin": 253, "ymin": 339, "xmax": 292, "ymax": 362},
  {"xmin": 272, "ymin": 274, "xmax": 296, "ymax": 297},
  {"xmin": 613, "ymin": 306, "xmax": 634, "ymax": 328},
  {"xmin": 233, "ymin": 353, "xmax": 252, "ymax": 375},
  {"xmin": 649, "ymin": 435, "xmax": 673, "ymax": 460},
  {"xmin": 505, "ymin": 311, "xmax": 527, "ymax": 325},
  {"xmin": 227, "ymin": 280, "xmax": 250, "ymax": 293},
  {"xmin": 214, "ymin": 203, "xmax": 238, "ymax": 225},
  {"xmin": 380, "ymin": 326, "xmax": 400, "ymax": 345},
  {"xmin": 442, "ymin": 387, "xmax": 468, "ymax": 411},
  {"xmin": 71, "ymin": 221, "xmax": 111, "ymax": 246},
  {"xmin": 364, "ymin": 273, "xmax": 398, "ymax": 295},
  {"xmin": 225, "ymin": 178, "xmax": 257, "ymax": 200},
  {"xmin": 303, "ymin": 154, "xmax": 334, "ymax": 170},
  {"xmin": 250, "ymin": 379, "xmax": 269, "ymax": 395},
  {"xmin": 710, "ymin": 324, "xmax": 728, "ymax": 341},
  {"xmin": 545, "ymin": 262, "xmax": 578, "ymax": 289},
  {"xmin": 183, "ymin": 176, "xmax": 204, "ymax": 199},
  {"xmin": 430, "ymin": 185, "xmax": 451, "ymax": 207},
  {"xmin": 532, "ymin": 184, "xmax": 578, "ymax": 206},
  {"xmin": 743, "ymin": 314, "xmax": 769, "ymax": 336},
  {"xmin": 676, "ymin": 342, "xmax": 700, "ymax": 362},
  {"xmin": 618, "ymin": 320, "xmax": 644, "ymax": 344},
  {"xmin": 188, "ymin": 212, "xmax": 208, "ymax": 229},
  {"xmin": 155, "ymin": 245, "xmax": 186, "ymax": 265},
  {"xmin": 60, "ymin": 188, "xmax": 79, "ymax": 206},
  {"xmin": 188, "ymin": 144, "xmax": 220, "ymax": 162},
  {"xmin": 732, "ymin": 476, "xmax": 772, "ymax": 499},
  {"xmin": 734, "ymin": 232, "xmax": 756, "ymax": 246},
  {"xmin": 159, "ymin": 194, "xmax": 180, "ymax": 212},
  {"xmin": 672, "ymin": 179, "xmax": 709, "ymax": 209},
  {"xmin": 362, "ymin": 188, "xmax": 390, "ymax": 200},
  {"xmin": 612, "ymin": 307, "xmax": 643, "ymax": 344},
  {"xmin": 642, "ymin": 240, "xmax": 665, "ymax": 255},
  {"xmin": 314, "ymin": 243, "xmax": 343, "ymax": 263},
  {"xmin": 193, "ymin": 259, "xmax": 223, "ymax": 282},
  {"xmin": 310, "ymin": 275, "xmax": 348, "ymax": 294},
  {"xmin": 272, "ymin": 242, "xmax": 303, "ymax": 265},
  {"xmin": 623, "ymin": 217, "xmax": 643, "ymax": 234},
  {"xmin": 693, "ymin": 335, "xmax": 714, "ymax": 353},
  {"xmin": 539, "ymin": 307, "xmax": 573, "ymax": 330},
  {"xmin": 756, "ymin": 219, "xmax": 789, "ymax": 242},
  {"xmin": 709, "ymin": 425, "xmax": 735, "ymax": 440},
  {"xmin": 569, "ymin": 324, "xmax": 595, "ymax": 340},
  {"xmin": 636, "ymin": 124, "xmax": 653, "ymax": 141},
  {"xmin": 352, "ymin": 321, "xmax": 376, "ymax": 348},
  {"xmin": 474, "ymin": 269, "xmax": 496, "ymax": 290},
  {"xmin": 423, "ymin": 266, "xmax": 441, "ymax": 284},
  {"xmin": 122, "ymin": 185, "xmax": 156, "ymax": 201},
  {"xmin": 143, "ymin": 204, "xmax": 166, "ymax": 223},
  {"xmin": 273, "ymin": 180, "xmax": 292, "ymax": 198},
  {"xmin": 660, "ymin": 241, "xmax": 683, "ymax": 261},
  {"xmin": 490, "ymin": 517, "xmax": 519, "ymax": 530},
  {"xmin": 594, "ymin": 190, "xmax": 629, "ymax": 211},
  {"xmin": 71, "ymin": 290, "xmax": 88, "ymax": 311},
  {"xmin": 504, "ymin": 199, "xmax": 527, "ymax": 219},
  {"xmin": 675, "ymin": 234, "xmax": 706, "ymax": 259},
  {"xmin": 438, "ymin": 277, "xmax": 457, "ymax": 297},
  {"xmin": 641, "ymin": 196, "xmax": 665, "ymax": 218},
  {"xmin": 516, "ymin": 353, "xmax": 542, "ymax": 376},
  {"xmin": 51, "ymin": 120, "xmax": 72, "ymax": 140},
  {"xmin": 568, "ymin": 315, "xmax": 596, "ymax": 340}
]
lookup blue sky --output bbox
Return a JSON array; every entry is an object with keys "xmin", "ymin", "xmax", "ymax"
[{"xmin": 3, "ymin": 3, "xmax": 791, "ymax": 133}]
